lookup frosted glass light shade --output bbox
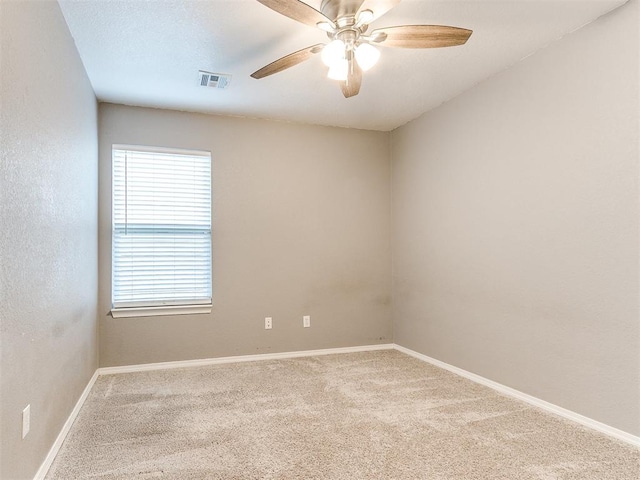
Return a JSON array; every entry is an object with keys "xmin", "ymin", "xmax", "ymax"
[
  {"xmin": 355, "ymin": 43, "xmax": 380, "ymax": 71},
  {"xmin": 355, "ymin": 9, "xmax": 374, "ymax": 27},
  {"xmin": 327, "ymin": 58, "xmax": 348, "ymax": 81},
  {"xmin": 316, "ymin": 21, "xmax": 334, "ymax": 32},
  {"xmin": 321, "ymin": 40, "xmax": 346, "ymax": 67}
]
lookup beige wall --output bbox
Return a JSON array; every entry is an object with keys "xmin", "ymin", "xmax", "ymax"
[
  {"xmin": 392, "ymin": 0, "xmax": 639, "ymax": 435},
  {"xmin": 0, "ymin": 1, "xmax": 98, "ymax": 478},
  {"xmin": 98, "ymin": 104, "xmax": 392, "ymax": 367}
]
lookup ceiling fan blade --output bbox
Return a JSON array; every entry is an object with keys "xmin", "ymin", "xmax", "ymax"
[
  {"xmin": 371, "ymin": 25, "xmax": 472, "ymax": 48},
  {"xmin": 251, "ymin": 44, "xmax": 323, "ymax": 79},
  {"xmin": 357, "ymin": 0, "xmax": 400, "ymax": 22},
  {"xmin": 256, "ymin": 0, "xmax": 333, "ymax": 28},
  {"xmin": 340, "ymin": 60, "xmax": 362, "ymax": 98}
]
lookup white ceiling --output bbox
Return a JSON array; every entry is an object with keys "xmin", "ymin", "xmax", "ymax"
[{"xmin": 59, "ymin": 0, "xmax": 626, "ymax": 131}]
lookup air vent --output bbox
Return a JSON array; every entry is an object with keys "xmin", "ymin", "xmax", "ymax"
[{"xmin": 198, "ymin": 71, "xmax": 231, "ymax": 89}]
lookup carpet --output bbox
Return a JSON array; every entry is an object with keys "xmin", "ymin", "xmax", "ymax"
[{"xmin": 46, "ymin": 350, "xmax": 639, "ymax": 479}]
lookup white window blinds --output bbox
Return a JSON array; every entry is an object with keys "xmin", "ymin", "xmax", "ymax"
[{"xmin": 112, "ymin": 146, "xmax": 212, "ymax": 310}]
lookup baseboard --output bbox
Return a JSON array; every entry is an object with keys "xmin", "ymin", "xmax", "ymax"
[
  {"xmin": 33, "ymin": 343, "xmax": 392, "ymax": 479},
  {"xmin": 33, "ymin": 369, "xmax": 100, "ymax": 480},
  {"xmin": 98, "ymin": 343, "xmax": 396, "ymax": 375},
  {"xmin": 393, "ymin": 344, "xmax": 640, "ymax": 447},
  {"xmin": 36, "ymin": 342, "xmax": 637, "ymax": 480}
]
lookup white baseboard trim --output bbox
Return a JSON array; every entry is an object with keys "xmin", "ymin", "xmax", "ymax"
[
  {"xmin": 393, "ymin": 344, "xmax": 640, "ymax": 447},
  {"xmin": 33, "ymin": 343, "xmax": 393, "ymax": 480},
  {"xmin": 35, "ymin": 342, "xmax": 637, "ymax": 480},
  {"xmin": 98, "ymin": 343, "xmax": 396, "ymax": 375},
  {"xmin": 33, "ymin": 369, "xmax": 100, "ymax": 480}
]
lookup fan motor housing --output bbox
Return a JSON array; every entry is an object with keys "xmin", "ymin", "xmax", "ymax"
[{"xmin": 320, "ymin": 0, "xmax": 362, "ymax": 20}]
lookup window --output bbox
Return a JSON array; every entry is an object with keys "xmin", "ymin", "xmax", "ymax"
[{"xmin": 111, "ymin": 145, "xmax": 212, "ymax": 318}]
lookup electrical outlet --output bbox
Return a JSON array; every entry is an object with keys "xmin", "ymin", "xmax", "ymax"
[
  {"xmin": 22, "ymin": 404, "xmax": 30, "ymax": 439},
  {"xmin": 303, "ymin": 315, "xmax": 311, "ymax": 328},
  {"xmin": 265, "ymin": 317, "xmax": 272, "ymax": 330}
]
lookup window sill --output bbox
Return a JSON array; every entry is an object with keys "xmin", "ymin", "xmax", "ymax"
[{"xmin": 110, "ymin": 304, "xmax": 212, "ymax": 318}]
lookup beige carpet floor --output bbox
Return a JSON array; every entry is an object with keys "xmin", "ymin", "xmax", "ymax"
[{"xmin": 46, "ymin": 350, "xmax": 639, "ymax": 479}]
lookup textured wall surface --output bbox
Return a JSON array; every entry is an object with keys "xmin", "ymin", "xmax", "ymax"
[
  {"xmin": 0, "ymin": 1, "xmax": 98, "ymax": 478},
  {"xmin": 391, "ymin": 1, "xmax": 639, "ymax": 435},
  {"xmin": 98, "ymin": 104, "xmax": 392, "ymax": 367}
]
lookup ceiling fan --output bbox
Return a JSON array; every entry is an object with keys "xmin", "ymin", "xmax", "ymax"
[{"xmin": 250, "ymin": 0, "xmax": 473, "ymax": 98}]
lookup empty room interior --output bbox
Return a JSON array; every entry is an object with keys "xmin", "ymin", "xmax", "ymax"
[{"xmin": 1, "ymin": 0, "xmax": 639, "ymax": 478}]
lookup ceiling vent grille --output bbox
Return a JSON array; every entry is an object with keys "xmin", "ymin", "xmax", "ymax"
[{"xmin": 198, "ymin": 71, "xmax": 231, "ymax": 89}]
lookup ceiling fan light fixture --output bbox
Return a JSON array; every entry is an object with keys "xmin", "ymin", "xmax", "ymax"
[
  {"xmin": 250, "ymin": 0, "xmax": 473, "ymax": 98},
  {"xmin": 327, "ymin": 58, "xmax": 349, "ymax": 81},
  {"xmin": 355, "ymin": 43, "xmax": 380, "ymax": 71},
  {"xmin": 321, "ymin": 39, "xmax": 346, "ymax": 67}
]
